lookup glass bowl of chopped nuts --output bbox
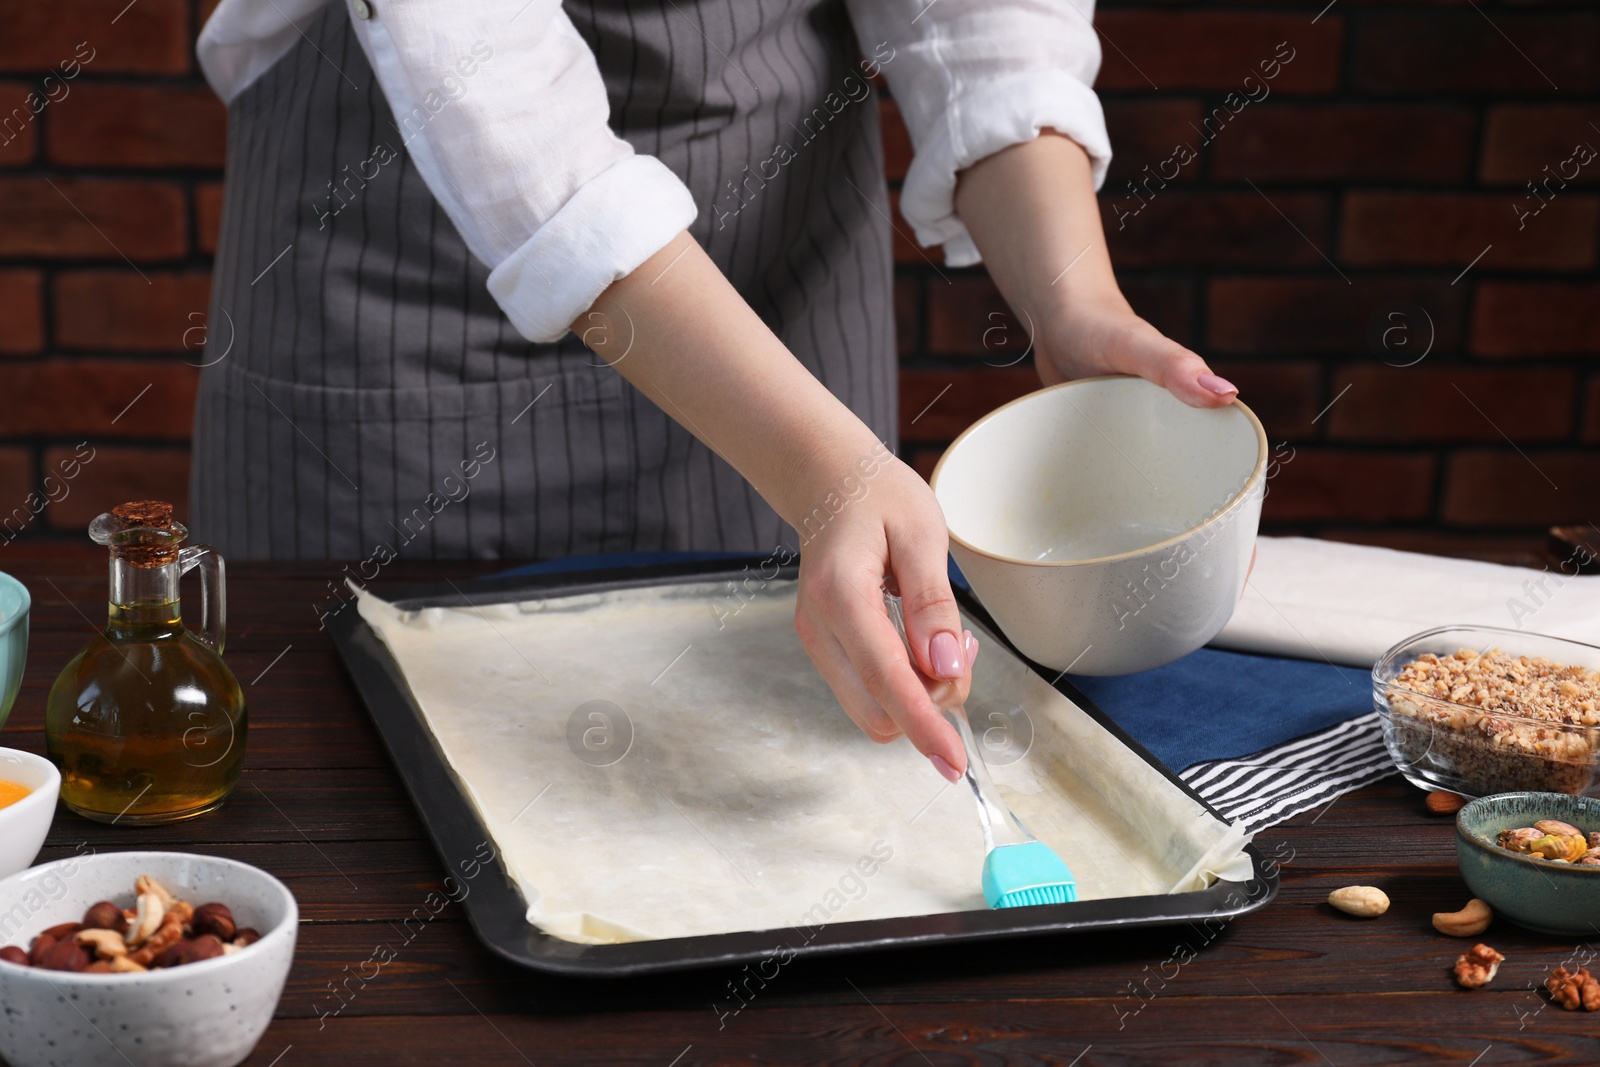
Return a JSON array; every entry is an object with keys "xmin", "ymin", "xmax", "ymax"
[
  {"xmin": 0, "ymin": 851, "xmax": 296, "ymax": 1067},
  {"xmin": 1374, "ymin": 625, "xmax": 1600, "ymax": 799}
]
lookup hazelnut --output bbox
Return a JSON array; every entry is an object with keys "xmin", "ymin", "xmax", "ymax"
[
  {"xmin": 40, "ymin": 922, "xmax": 82, "ymax": 942},
  {"xmin": 232, "ymin": 928, "xmax": 261, "ymax": 948},
  {"xmin": 36, "ymin": 940, "xmax": 91, "ymax": 972},
  {"xmin": 83, "ymin": 901, "xmax": 128, "ymax": 935},
  {"xmin": 0, "ymin": 946, "xmax": 29, "ymax": 967},
  {"xmin": 184, "ymin": 935, "xmax": 227, "ymax": 964},
  {"xmin": 192, "ymin": 903, "xmax": 236, "ymax": 941},
  {"xmin": 154, "ymin": 939, "xmax": 194, "ymax": 969},
  {"xmin": 156, "ymin": 933, "xmax": 228, "ymax": 969},
  {"xmin": 84, "ymin": 960, "xmax": 114, "ymax": 974},
  {"xmin": 27, "ymin": 935, "xmax": 56, "ymax": 966}
]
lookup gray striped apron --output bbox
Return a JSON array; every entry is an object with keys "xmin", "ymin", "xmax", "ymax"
[{"xmin": 189, "ymin": 0, "xmax": 895, "ymax": 560}]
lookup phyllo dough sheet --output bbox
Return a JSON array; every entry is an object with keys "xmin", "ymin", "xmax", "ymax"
[{"xmin": 357, "ymin": 580, "xmax": 1252, "ymax": 944}]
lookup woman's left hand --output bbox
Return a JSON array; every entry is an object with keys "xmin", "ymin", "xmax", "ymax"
[{"xmin": 1036, "ymin": 290, "xmax": 1238, "ymax": 409}]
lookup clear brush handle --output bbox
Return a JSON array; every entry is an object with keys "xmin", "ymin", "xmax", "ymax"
[
  {"xmin": 882, "ymin": 593, "xmax": 1037, "ymax": 851},
  {"xmin": 940, "ymin": 706, "xmax": 1039, "ymax": 851},
  {"xmin": 178, "ymin": 544, "xmax": 226, "ymax": 653}
]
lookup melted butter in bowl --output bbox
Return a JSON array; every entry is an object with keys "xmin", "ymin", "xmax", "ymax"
[
  {"xmin": 0, "ymin": 779, "xmax": 30, "ymax": 810},
  {"xmin": 0, "ymin": 749, "xmax": 59, "ymax": 880}
]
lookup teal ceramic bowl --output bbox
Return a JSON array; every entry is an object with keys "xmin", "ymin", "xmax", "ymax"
[
  {"xmin": 1456, "ymin": 792, "xmax": 1600, "ymax": 937},
  {"xmin": 0, "ymin": 572, "xmax": 27, "ymax": 733}
]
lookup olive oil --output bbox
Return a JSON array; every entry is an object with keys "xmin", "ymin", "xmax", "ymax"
[{"xmin": 46, "ymin": 501, "xmax": 246, "ymax": 824}]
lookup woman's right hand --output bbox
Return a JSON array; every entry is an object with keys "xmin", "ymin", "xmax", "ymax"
[
  {"xmin": 790, "ymin": 451, "xmax": 977, "ymax": 783},
  {"xmin": 573, "ymin": 234, "xmax": 976, "ymax": 780}
]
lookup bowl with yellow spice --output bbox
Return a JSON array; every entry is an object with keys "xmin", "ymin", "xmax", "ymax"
[{"xmin": 0, "ymin": 747, "xmax": 58, "ymax": 881}]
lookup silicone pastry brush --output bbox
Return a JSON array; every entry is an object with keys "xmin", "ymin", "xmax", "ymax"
[{"xmin": 884, "ymin": 594, "xmax": 1077, "ymax": 909}]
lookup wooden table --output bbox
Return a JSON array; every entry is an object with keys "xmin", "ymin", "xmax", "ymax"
[{"xmin": 4, "ymin": 548, "xmax": 1597, "ymax": 1066}]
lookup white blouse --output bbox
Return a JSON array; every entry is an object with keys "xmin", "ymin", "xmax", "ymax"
[{"xmin": 198, "ymin": 0, "xmax": 1109, "ymax": 342}]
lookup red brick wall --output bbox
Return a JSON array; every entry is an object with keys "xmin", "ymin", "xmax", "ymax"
[
  {"xmin": 893, "ymin": 2, "xmax": 1600, "ymax": 565},
  {"xmin": 1, "ymin": 0, "xmax": 1595, "ymax": 562},
  {"xmin": 0, "ymin": 0, "xmax": 216, "ymax": 543}
]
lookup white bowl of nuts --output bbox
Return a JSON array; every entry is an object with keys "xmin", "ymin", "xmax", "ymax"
[
  {"xmin": 0, "ymin": 851, "xmax": 296, "ymax": 1067},
  {"xmin": 1375, "ymin": 625, "xmax": 1600, "ymax": 798}
]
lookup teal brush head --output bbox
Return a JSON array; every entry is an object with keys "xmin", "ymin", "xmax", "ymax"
[
  {"xmin": 879, "ymin": 594, "xmax": 1078, "ymax": 912},
  {"xmin": 982, "ymin": 841, "xmax": 1078, "ymax": 909}
]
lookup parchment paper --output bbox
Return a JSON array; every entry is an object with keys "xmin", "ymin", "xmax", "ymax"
[{"xmin": 358, "ymin": 579, "xmax": 1253, "ymax": 944}]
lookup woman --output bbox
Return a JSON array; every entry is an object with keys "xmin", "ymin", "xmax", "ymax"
[{"xmin": 193, "ymin": 0, "xmax": 1238, "ymax": 782}]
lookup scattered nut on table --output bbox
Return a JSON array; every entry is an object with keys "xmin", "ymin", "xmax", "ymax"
[
  {"xmin": 1546, "ymin": 966, "xmax": 1600, "ymax": 1010},
  {"xmin": 0, "ymin": 874, "xmax": 260, "ymax": 975},
  {"xmin": 1425, "ymin": 791, "xmax": 1467, "ymax": 814},
  {"xmin": 1453, "ymin": 943, "xmax": 1504, "ymax": 988},
  {"xmin": 1328, "ymin": 886, "xmax": 1390, "ymax": 917},
  {"xmin": 1432, "ymin": 898, "xmax": 1493, "ymax": 937}
]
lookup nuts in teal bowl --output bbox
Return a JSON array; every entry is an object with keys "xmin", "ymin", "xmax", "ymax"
[{"xmin": 1456, "ymin": 792, "xmax": 1600, "ymax": 937}]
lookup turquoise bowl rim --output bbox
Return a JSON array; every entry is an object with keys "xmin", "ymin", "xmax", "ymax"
[
  {"xmin": 0, "ymin": 571, "xmax": 27, "ymax": 639},
  {"xmin": 1456, "ymin": 791, "xmax": 1600, "ymax": 876}
]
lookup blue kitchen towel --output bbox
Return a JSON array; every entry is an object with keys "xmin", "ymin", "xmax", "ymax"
[
  {"xmin": 1068, "ymin": 649, "xmax": 1370, "ymax": 773},
  {"xmin": 491, "ymin": 551, "xmax": 1393, "ymax": 830}
]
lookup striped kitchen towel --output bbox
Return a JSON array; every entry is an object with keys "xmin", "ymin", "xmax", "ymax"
[
  {"xmin": 1179, "ymin": 713, "xmax": 1395, "ymax": 833},
  {"xmin": 1069, "ymin": 646, "xmax": 1390, "ymax": 831}
]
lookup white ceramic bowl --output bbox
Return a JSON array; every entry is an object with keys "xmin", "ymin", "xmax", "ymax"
[
  {"xmin": 932, "ymin": 376, "xmax": 1267, "ymax": 675},
  {"xmin": 0, "ymin": 748, "xmax": 59, "ymax": 881},
  {"xmin": 0, "ymin": 851, "xmax": 297, "ymax": 1067}
]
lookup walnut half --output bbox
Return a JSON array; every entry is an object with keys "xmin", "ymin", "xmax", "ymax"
[
  {"xmin": 1546, "ymin": 966, "xmax": 1600, "ymax": 1010},
  {"xmin": 1454, "ymin": 944, "xmax": 1505, "ymax": 988}
]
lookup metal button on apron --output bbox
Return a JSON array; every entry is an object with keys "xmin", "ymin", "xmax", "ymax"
[{"xmin": 351, "ymin": 0, "xmax": 371, "ymax": 19}]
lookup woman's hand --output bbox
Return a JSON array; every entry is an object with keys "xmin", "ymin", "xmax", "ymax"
[
  {"xmin": 791, "ymin": 452, "xmax": 977, "ymax": 782},
  {"xmin": 578, "ymin": 233, "xmax": 975, "ymax": 781},
  {"xmin": 1037, "ymin": 291, "xmax": 1238, "ymax": 409},
  {"xmin": 954, "ymin": 129, "xmax": 1239, "ymax": 410}
]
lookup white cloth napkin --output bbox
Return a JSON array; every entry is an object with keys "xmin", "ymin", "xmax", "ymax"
[{"xmin": 1212, "ymin": 536, "xmax": 1600, "ymax": 668}]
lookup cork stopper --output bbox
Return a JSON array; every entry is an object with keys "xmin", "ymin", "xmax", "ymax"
[{"xmin": 102, "ymin": 500, "xmax": 182, "ymax": 567}]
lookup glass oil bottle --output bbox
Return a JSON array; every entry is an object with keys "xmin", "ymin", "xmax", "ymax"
[{"xmin": 46, "ymin": 500, "xmax": 247, "ymax": 824}]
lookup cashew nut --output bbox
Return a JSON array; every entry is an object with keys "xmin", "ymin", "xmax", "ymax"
[
  {"xmin": 1433, "ymin": 898, "xmax": 1493, "ymax": 937},
  {"xmin": 1328, "ymin": 886, "xmax": 1390, "ymax": 917},
  {"xmin": 127, "ymin": 892, "xmax": 164, "ymax": 948},
  {"xmin": 133, "ymin": 874, "xmax": 175, "ymax": 911},
  {"xmin": 74, "ymin": 929, "xmax": 128, "ymax": 958}
]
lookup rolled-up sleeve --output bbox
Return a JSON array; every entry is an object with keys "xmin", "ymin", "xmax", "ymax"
[
  {"xmin": 844, "ymin": 0, "xmax": 1110, "ymax": 267},
  {"xmin": 345, "ymin": 0, "xmax": 696, "ymax": 341}
]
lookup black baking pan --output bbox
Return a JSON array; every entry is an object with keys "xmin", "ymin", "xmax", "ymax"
[{"xmin": 326, "ymin": 556, "xmax": 1278, "ymax": 977}]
